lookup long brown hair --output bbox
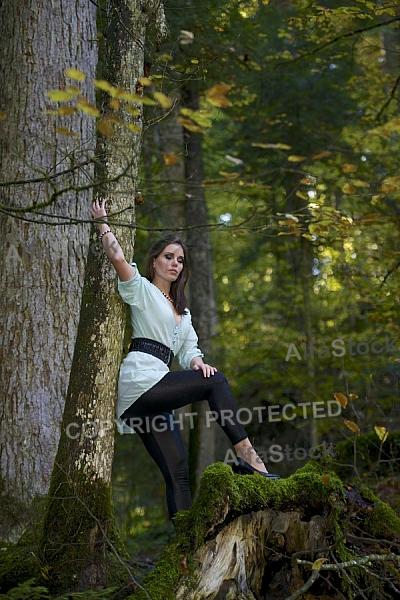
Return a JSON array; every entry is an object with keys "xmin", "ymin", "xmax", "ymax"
[{"xmin": 145, "ymin": 234, "xmax": 190, "ymax": 315}]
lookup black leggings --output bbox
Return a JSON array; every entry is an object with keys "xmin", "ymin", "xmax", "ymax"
[{"xmin": 121, "ymin": 370, "xmax": 247, "ymax": 519}]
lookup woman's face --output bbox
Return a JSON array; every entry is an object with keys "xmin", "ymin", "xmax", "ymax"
[{"xmin": 153, "ymin": 243, "xmax": 185, "ymax": 286}]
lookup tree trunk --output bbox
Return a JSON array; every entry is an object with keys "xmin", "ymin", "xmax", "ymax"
[
  {"xmin": 182, "ymin": 84, "xmax": 218, "ymax": 489},
  {"xmin": 39, "ymin": 0, "xmax": 167, "ymax": 593},
  {"xmin": 0, "ymin": 0, "xmax": 97, "ymax": 542},
  {"xmin": 299, "ymin": 237, "xmax": 318, "ymax": 448}
]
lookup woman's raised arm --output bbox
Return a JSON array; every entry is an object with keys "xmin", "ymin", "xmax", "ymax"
[{"xmin": 91, "ymin": 199, "xmax": 136, "ymax": 282}]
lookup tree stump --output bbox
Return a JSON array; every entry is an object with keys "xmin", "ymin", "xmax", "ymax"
[{"xmin": 133, "ymin": 460, "xmax": 400, "ymax": 600}]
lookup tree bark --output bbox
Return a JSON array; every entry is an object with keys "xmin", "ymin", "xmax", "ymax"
[
  {"xmin": 0, "ymin": 0, "xmax": 97, "ymax": 541},
  {"xmin": 39, "ymin": 0, "xmax": 167, "ymax": 593}
]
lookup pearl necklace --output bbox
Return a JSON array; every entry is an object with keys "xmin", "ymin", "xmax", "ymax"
[{"xmin": 152, "ymin": 283, "xmax": 174, "ymax": 304}]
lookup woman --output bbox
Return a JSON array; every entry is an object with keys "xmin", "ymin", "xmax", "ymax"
[{"xmin": 91, "ymin": 199, "xmax": 280, "ymax": 520}]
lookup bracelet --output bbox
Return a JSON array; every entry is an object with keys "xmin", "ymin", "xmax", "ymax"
[{"xmin": 99, "ymin": 229, "xmax": 113, "ymax": 241}]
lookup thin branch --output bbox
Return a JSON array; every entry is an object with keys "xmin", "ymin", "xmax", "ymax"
[
  {"xmin": 379, "ymin": 259, "xmax": 400, "ymax": 288},
  {"xmin": 285, "ymin": 571, "xmax": 319, "ymax": 600},
  {"xmin": 296, "ymin": 552, "xmax": 400, "ymax": 570},
  {"xmin": 0, "ymin": 163, "xmax": 132, "ymax": 213},
  {"xmin": 0, "ymin": 159, "xmax": 93, "ymax": 188},
  {"xmin": 376, "ymin": 72, "xmax": 400, "ymax": 122},
  {"xmin": 283, "ymin": 17, "xmax": 400, "ymax": 65}
]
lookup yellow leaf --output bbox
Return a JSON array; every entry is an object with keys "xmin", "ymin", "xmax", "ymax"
[
  {"xmin": 300, "ymin": 177, "xmax": 316, "ymax": 185},
  {"xmin": 117, "ymin": 91, "xmax": 142, "ymax": 102},
  {"xmin": 312, "ymin": 151, "xmax": 332, "ymax": 160},
  {"xmin": 349, "ymin": 394, "xmax": 359, "ymax": 401},
  {"xmin": 342, "ymin": 183, "xmax": 357, "ymax": 194},
  {"xmin": 76, "ymin": 102, "xmax": 100, "ymax": 117},
  {"xmin": 344, "ymin": 420, "xmax": 360, "ymax": 435},
  {"xmin": 383, "ymin": 176, "xmax": 400, "ymax": 183},
  {"xmin": 342, "ymin": 163, "xmax": 358, "ymax": 173},
  {"xmin": 352, "ymin": 179, "xmax": 370, "ymax": 188},
  {"xmin": 125, "ymin": 105, "xmax": 140, "ymax": 116},
  {"xmin": 205, "ymin": 83, "xmax": 230, "ymax": 97},
  {"xmin": 109, "ymin": 99, "xmax": 120, "ymax": 110},
  {"xmin": 66, "ymin": 86, "xmax": 81, "ymax": 96},
  {"xmin": 177, "ymin": 117, "xmax": 204, "ymax": 133},
  {"xmin": 381, "ymin": 183, "xmax": 399, "ymax": 193},
  {"xmin": 252, "ymin": 142, "xmax": 291, "ymax": 150},
  {"xmin": 58, "ymin": 106, "xmax": 76, "ymax": 116},
  {"xmin": 288, "ymin": 155, "xmax": 307, "ymax": 162},
  {"xmin": 0, "ymin": 111, "xmax": 7, "ymax": 120},
  {"xmin": 138, "ymin": 77, "xmax": 152, "ymax": 86},
  {"xmin": 333, "ymin": 393, "xmax": 348, "ymax": 408},
  {"xmin": 374, "ymin": 426, "xmax": 388, "ymax": 442},
  {"xmin": 127, "ymin": 123, "xmax": 142, "ymax": 133},
  {"xmin": 206, "ymin": 95, "xmax": 232, "ymax": 108},
  {"xmin": 106, "ymin": 115, "xmax": 122, "ymax": 124},
  {"xmin": 296, "ymin": 191, "xmax": 309, "ymax": 200},
  {"xmin": 93, "ymin": 79, "xmax": 117, "ymax": 95},
  {"xmin": 219, "ymin": 171, "xmax": 239, "ymax": 179},
  {"xmin": 139, "ymin": 96, "xmax": 158, "ymax": 106},
  {"xmin": 163, "ymin": 153, "xmax": 180, "ymax": 166},
  {"xmin": 98, "ymin": 118, "xmax": 114, "ymax": 137},
  {"xmin": 153, "ymin": 92, "xmax": 173, "ymax": 109},
  {"xmin": 64, "ymin": 68, "xmax": 86, "ymax": 81},
  {"xmin": 46, "ymin": 89, "xmax": 75, "ymax": 102},
  {"xmin": 56, "ymin": 126, "xmax": 77, "ymax": 137},
  {"xmin": 312, "ymin": 558, "xmax": 328, "ymax": 571},
  {"xmin": 204, "ymin": 83, "xmax": 232, "ymax": 107},
  {"xmin": 180, "ymin": 108, "xmax": 213, "ymax": 128},
  {"xmin": 40, "ymin": 565, "xmax": 53, "ymax": 580}
]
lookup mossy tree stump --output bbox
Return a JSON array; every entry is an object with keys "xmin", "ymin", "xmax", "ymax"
[{"xmin": 132, "ymin": 460, "xmax": 400, "ymax": 600}]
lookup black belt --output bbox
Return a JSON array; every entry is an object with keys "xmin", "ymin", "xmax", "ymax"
[{"xmin": 129, "ymin": 337, "xmax": 174, "ymax": 368}]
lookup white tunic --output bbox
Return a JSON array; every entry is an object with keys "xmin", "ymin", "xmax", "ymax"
[{"xmin": 116, "ymin": 264, "xmax": 203, "ymax": 432}]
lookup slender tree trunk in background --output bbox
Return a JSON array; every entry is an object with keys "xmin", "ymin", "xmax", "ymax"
[
  {"xmin": 0, "ymin": 0, "xmax": 97, "ymax": 542},
  {"xmin": 182, "ymin": 85, "xmax": 217, "ymax": 489},
  {"xmin": 142, "ymin": 103, "xmax": 186, "ymax": 228},
  {"xmin": 39, "ymin": 0, "xmax": 167, "ymax": 592},
  {"xmin": 300, "ymin": 237, "xmax": 318, "ymax": 448},
  {"xmin": 142, "ymin": 109, "xmax": 192, "ymax": 451}
]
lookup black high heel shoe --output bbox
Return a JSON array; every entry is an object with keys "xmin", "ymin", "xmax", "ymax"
[{"xmin": 232, "ymin": 457, "xmax": 280, "ymax": 479}]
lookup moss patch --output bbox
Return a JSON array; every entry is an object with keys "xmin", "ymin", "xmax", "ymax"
[{"xmin": 39, "ymin": 467, "xmax": 127, "ymax": 595}]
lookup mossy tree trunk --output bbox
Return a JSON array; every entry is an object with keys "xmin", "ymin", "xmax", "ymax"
[
  {"xmin": 0, "ymin": 0, "xmax": 97, "ymax": 542},
  {"xmin": 39, "ymin": 0, "xmax": 167, "ymax": 593}
]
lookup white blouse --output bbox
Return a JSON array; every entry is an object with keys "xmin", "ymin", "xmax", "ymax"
[{"xmin": 116, "ymin": 264, "xmax": 203, "ymax": 432}]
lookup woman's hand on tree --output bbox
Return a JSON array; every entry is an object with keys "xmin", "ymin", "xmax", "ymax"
[{"xmin": 91, "ymin": 199, "xmax": 108, "ymax": 229}]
